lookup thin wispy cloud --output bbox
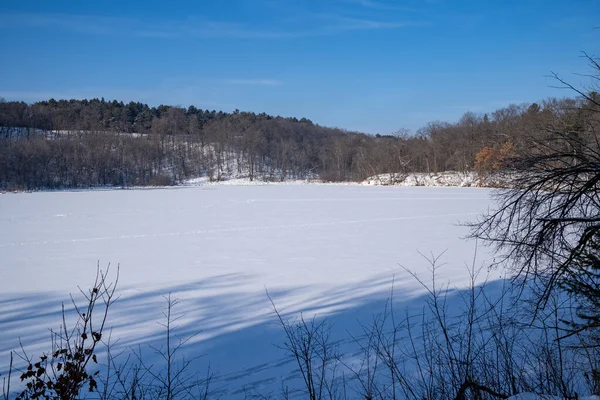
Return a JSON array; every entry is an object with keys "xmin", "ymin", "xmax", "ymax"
[
  {"xmin": 314, "ymin": 14, "xmax": 419, "ymax": 31},
  {"xmin": 450, "ymin": 105, "xmax": 486, "ymax": 111},
  {"xmin": 0, "ymin": 11, "xmax": 420, "ymax": 40},
  {"xmin": 224, "ymin": 79, "xmax": 283, "ymax": 86},
  {"xmin": 337, "ymin": 0, "xmax": 424, "ymax": 12},
  {"xmin": 0, "ymin": 13, "xmax": 135, "ymax": 36},
  {"xmin": 343, "ymin": 0, "xmax": 382, "ymax": 7},
  {"xmin": 337, "ymin": 0, "xmax": 392, "ymax": 9}
]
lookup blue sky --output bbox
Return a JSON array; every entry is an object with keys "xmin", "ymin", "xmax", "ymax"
[{"xmin": 0, "ymin": 0, "xmax": 598, "ymax": 134}]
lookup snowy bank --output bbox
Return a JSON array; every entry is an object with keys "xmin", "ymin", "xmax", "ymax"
[
  {"xmin": 180, "ymin": 176, "xmax": 361, "ymax": 187},
  {"xmin": 362, "ymin": 171, "xmax": 513, "ymax": 188},
  {"xmin": 182, "ymin": 171, "xmax": 511, "ymax": 189}
]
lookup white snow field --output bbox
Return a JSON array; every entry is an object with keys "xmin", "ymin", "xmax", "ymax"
[{"xmin": 0, "ymin": 185, "xmax": 500, "ymax": 397}]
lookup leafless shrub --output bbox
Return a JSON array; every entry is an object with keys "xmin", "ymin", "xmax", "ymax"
[
  {"xmin": 268, "ymin": 292, "xmax": 341, "ymax": 400},
  {"xmin": 8, "ymin": 265, "xmax": 118, "ymax": 400}
]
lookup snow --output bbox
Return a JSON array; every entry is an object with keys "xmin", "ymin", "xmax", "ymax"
[
  {"xmin": 181, "ymin": 176, "xmax": 318, "ymax": 186},
  {"xmin": 182, "ymin": 171, "xmax": 498, "ymax": 188},
  {"xmin": 0, "ymin": 185, "xmax": 500, "ymax": 396},
  {"xmin": 362, "ymin": 171, "xmax": 513, "ymax": 187},
  {"xmin": 507, "ymin": 394, "xmax": 552, "ymax": 400},
  {"xmin": 362, "ymin": 172, "xmax": 480, "ymax": 187},
  {"xmin": 508, "ymin": 395, "xmax": 600, "ymax": 400}
]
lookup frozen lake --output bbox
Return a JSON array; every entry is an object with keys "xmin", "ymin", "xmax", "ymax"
[{"xmin": 0, "ymin": 184, "xmax": 499, "ymax": 397}]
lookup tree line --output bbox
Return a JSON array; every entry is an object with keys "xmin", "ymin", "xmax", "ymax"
[{"xmin": 0, "ymin": 93, "xmax": 597, "ymax": 190}]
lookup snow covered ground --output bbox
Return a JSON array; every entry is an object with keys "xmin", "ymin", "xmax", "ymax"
[
  {"xmin": 0, "ymin": 185, "xmax": 501, "ymax": 397},
  {"xmin": 508, "ymin": 395, "xmax": 600, "ymax": 400}
]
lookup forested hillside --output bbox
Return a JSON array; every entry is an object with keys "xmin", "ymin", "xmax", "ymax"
[{"xmin": 0, "ymin": 95, "xmax": 597, "ymax": 190}]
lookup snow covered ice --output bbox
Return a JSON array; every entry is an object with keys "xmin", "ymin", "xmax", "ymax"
[{"xmin": 0, "ymin": 184, "xmax": 498, "ymax": 397}]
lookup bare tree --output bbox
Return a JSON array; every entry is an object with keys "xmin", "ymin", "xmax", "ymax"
[
  {"xmin": 131, "ymin": 294, "xmax": 208, "ymax": 400},
  {"xmin": 470, "ymin": 52, "xmax": 600, "ymax": 333},
  {"xmin": 268, "ymin": 292, "xmax": 340, "ymax": 400}
]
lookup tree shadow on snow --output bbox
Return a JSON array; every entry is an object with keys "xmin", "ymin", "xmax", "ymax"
[{"xmin": 0, "ymin": 270, "xmax": 513, "ymax": 398}]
